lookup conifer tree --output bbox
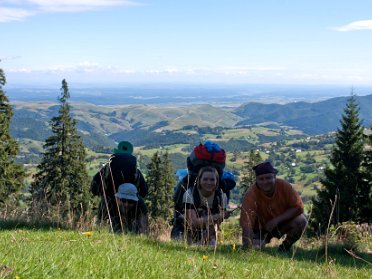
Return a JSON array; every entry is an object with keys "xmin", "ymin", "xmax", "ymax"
[
  {"xmin": 240, "ymin": 150, "xmax": 262, "ymax": 196},
  {"xmin": 146, "ymin": 151, "xmax": 162, "ymax": 218},
  {"xmin": 160, "ymin": 151, "xmax": 176, "ymax": 219},
  {"xmin": 0, "ymin": 65, "xmax": 25, "ymax": 204},
  {"xmin": 360, "ymin": 128, "xmax": 372, "ymax": 220},
  {"xmin": 30, "ymin": 79, "xmax": 90, "ymax": 223},
  {"xmin": 311, "ymin": 95, "xmax": 370, "ymax": 233},
  {"xmin": 146, "ymin": 150, "xmax": 175, "ymax": 221}
]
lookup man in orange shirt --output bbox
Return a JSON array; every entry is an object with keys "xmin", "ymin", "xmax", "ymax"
[{"xmin": 240, "ymin": 161, "xmax": 307, "ymax": 252}]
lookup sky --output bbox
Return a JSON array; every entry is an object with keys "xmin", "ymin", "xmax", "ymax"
[{"xmin": 1, "ymin": 0, "xmax": 372, "ymax": 86}]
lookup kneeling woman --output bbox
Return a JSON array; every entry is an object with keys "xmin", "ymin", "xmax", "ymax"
[{"xmin": 183, "ymin": 166, "xmax": 230, "ymax": 245}]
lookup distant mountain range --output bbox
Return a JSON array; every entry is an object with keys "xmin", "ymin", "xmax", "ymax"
[
  {"xmin": 10, "ymin": 94, "xmax": 372, "ymax": 150},
  {"xmin": 7, "ymin": 83, "xmax": 372, "ymax": 105},
  {"xmin": 235, "ymin": 94, "xmax": 372, "ymax": 134}
]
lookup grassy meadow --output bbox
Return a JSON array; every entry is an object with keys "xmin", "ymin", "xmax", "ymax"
[
  {"xmin": 1, "ymin": 223, "xmax": 371, "ymax": 279},
  {"xmin": 8, "ymin": 102, "xmax": 372, "ymax": 278}
]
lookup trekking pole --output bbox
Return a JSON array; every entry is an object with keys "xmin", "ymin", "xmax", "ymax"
[
  {"xmin": 99, "ymin": 169, "xmax": 114, "ymax": 232},
  {"xmin": 229, "ymin": 206, "xmax": 241, "ymax": 214},
  {"xmin": 108, "ymin": 163, "xmax": 125, "ymax": 233}
]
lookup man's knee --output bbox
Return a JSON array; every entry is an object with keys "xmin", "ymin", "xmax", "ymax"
[
  {"xmin": 292, "ymin": 214, "xmax": 307, "ymax": 231},
  {"xmin": 285, "ymin": 214, "xmax": 307, "ymax": 239}
]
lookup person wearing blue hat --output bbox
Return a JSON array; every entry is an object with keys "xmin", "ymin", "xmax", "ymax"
[
  {"xmin": 90, "ymin": 141, "xmax": 148, "ymax": 233},
  {"xmin": 114, "ymin": 183, "xmax": 148, "ymax": 234},
  {"xmin": 240, "ymin": 161, "xmax": 307, "ymax": 252}
]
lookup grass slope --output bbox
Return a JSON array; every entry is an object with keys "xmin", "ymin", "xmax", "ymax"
[{"xmin": 0, "ymin": 228, "xmax": 371, "ymax": 278}]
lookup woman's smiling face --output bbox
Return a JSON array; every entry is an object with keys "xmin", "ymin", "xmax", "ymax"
[{"xmin": 199, "ymin": 171, "xmax": 218, "ymax": 193}]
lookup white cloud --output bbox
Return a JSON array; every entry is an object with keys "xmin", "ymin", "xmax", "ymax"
[
  {"xmin": 0, "ymin": 0, "xmax": 140, "ymax": 22},
  {"xmin": 6, "ymin": 62, "xmax": 372, "ymax": 85},
  {"xmin": 145, "ymin": 68, "xmax": 180, "ymax": 75},
  {"xmin": 25, "ymin": 62, "xmax": 137, "ymax": 77},
  {"xmin": 0, "ymin": 7, "xmax": 35, "ymax": 22},
  {"xmin": 29, "ymin": 0, "xmax": 139, "ymax": 12},
  {"xmin": 8, "ymin": 67, "xmax": 32, "ymax": 73},
  {"xmin": 41, "ymin": 61, "xmax": 120, "ymax": 74},
  {"xmin": 7, "ymin": 64, "xmax": 288, "ymax": 78},
  {"xmin": 332, "ymin": 20, "xmax": 372, "ymax": 32},
  {"xmin": 142, "ymin": 66, "xmax": 287, "ymax": 77},
  {"xmin": 0, "ymin": 55, "xmax": 22, "ymax": 61}
]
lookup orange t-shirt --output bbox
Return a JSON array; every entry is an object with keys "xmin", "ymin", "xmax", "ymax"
[{"xmin": 240, "ymin": 178, "xmax": 304, "ymax": 229}]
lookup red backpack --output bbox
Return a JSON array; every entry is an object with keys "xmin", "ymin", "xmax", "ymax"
[
  {"xmin": 188, "ymin": 142, "xmax": 226, "ymax": 175},
  {"xmin": 192, "ymin": 143, "xmax": 226, "ymax": 163}
]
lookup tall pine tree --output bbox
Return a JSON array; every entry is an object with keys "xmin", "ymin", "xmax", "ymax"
[
  {"xmin": 160, "ymin": 151, "xmax": 176, "ymax": 220},
  {"xmin": 146, "ymin": 150, "xmax": 175, "ymax": 221},
  {"xmin": 240, "ymin": 150, "xmax": 262, "ymax": 196},
  {"xmin": 30, "ymin": 79, "xmax": 90, "ymax": 224},
  {"xmin": 0, "ymin": 65, "xmax": 25, "ymax": 205},
  {"xmin": 360, "ymin": 127, "xmax": 372, "ymax": 220},
  {"xmin": 311, "ymin": 95, "xmax": 370, "ymax": 233}
]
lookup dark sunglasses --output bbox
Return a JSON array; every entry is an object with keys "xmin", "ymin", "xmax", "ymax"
[{"xmin": 120, "ymin": 198, "xmax": 137, "ymax": 205}]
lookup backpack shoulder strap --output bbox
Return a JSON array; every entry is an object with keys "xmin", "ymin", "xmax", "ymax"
[
  {"xmin": 211, "ymin": 188, "xmax": 223, "ymax": 214},
  {"xmin": 192, "ymin": 186, "xmax": 222, "ymax": 214},
  {"xmin": 191, "ymin": 186, "xmax": 201, "ymax": 209}
]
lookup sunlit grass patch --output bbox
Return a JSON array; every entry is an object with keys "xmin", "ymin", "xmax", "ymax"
[{"xmin": 1, "ymin": 228, "xmax": 371, "ymax": 278}]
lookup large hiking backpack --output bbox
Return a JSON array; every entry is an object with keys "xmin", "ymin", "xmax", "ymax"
[
  {"xmin": 171, "ymin": 141, "xmax": 236, "ymax": 239},
  {"xmin": 90, "ymin": 153, "xmax": 135, "ymax": 197},
  {"xmin": 187, "ymin": 141, "xmax": 226, "ymax": 176},
  {"xmin": 90, "ymin": 153, "xmax": 148, "ymax": 225},
  {"xmin": 173, "ymin": 169, "xmax": 235, "ymax": 214}
]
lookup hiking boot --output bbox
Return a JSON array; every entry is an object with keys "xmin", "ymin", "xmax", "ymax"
[{"xmin": 253, "ymin": 238, "xmax": 267, "ymax": 250}]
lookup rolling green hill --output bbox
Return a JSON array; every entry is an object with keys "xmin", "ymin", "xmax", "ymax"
[
  {"xmin": 12, "ymin": 95, "xmax": 372, "ymax": 149},
  {"xmin": 235, "ymin": 94, "xmax": 372, "ymax": 134},
  {"xmin": 11, "ymin": 102, "xmax": 239, "ymax": 150}
]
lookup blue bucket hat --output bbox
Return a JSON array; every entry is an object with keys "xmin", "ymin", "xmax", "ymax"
[{"xmin": 115, "ymin": 183, "xmax": 139, "ymax": 201}]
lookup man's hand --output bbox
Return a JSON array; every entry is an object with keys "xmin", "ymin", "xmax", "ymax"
[
  {"xmin": 212, "ymin": 210, "xmax": 231, "ymax": 223},
  {"xmin": 265, "ymin": 218, "xmax": 279, "ymax": 232}
]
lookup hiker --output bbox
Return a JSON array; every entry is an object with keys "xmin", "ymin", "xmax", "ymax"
[
  {"xmin": 240, "ymin": 161, "xmax": 307, "ymax": 252},
  {"xmin": 114, "ymin": 183, "xmax": 149, "ymax": 234},
  {"xmin": 184, "ymin": 166, "xmax": 231, "ymax": 245},
  {"xmin": 90, "ymin": 141, "xmax": 148, "ymax": 233},
  {"xmin": 171, "ymin": 141, "xmax": 236, "ymax": 240}
]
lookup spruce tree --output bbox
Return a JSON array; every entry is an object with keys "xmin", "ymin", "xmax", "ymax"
[
  {"xmin": 0, "ymin": 66, "xmax": 25, "ymax": 205},
  {"xmin": 160, "ymin": 151, "xmax": 176, "ymax": 220},
  {"xmin": 30, "ymin": 79, "xmax": 90, "ymax": 223},
  {"xmin": 311, "ymin": 95, "xmax": 369, "ymax": 233},
  {"xmin": 146, "ymin": 150, "xmax": 175, "ymax": 221},
  {"xmin": 360, "ymin": 128, "xmax": 372, "ymax": 221},
  {"xmin": 146, "ymin": 151, "xmax": 162, "ymax": 218},
  {"xmin": 240, "ymin": 150, "xmax": 262, "ymax": 196}
]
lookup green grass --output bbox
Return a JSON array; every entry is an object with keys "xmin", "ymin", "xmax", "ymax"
[{"xmin": 1, "ymin": 227, "xmax": 371, "ymax": 278}]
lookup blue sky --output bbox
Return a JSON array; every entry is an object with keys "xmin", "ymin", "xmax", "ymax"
[{"xmin": 1, "ymin": 0, "xmax": 372, "ymax": 86}]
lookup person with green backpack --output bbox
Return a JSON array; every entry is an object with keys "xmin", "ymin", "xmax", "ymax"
[{"xmin": 90, "ymin": 141, "xmax": 148, "ymax": 233}]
